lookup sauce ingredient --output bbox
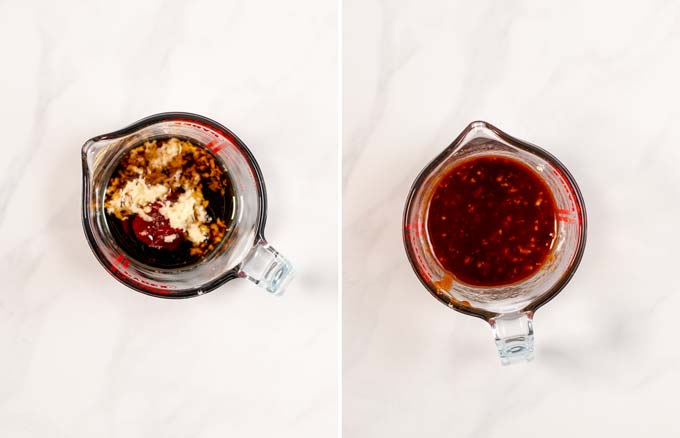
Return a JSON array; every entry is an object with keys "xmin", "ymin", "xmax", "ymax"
[{"xmin": 131, "ymin": 202, "xmax": 183, "ymax": 251}]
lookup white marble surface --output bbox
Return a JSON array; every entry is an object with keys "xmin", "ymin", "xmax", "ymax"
[
  {"xmin": 343, "ymin": 0, "xmax": 680, "ymax": 436},
  {"xmin": 0, "ymin": 0, "xmax": 336, "ymax": 436}
]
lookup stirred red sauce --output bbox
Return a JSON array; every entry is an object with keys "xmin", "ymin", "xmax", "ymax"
[{"xmin": 426, "ymin": 155, "xmax": 557, "ymax": 287}]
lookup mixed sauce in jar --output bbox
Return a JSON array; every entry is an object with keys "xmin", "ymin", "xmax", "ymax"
[{"xmin": 426, "ymin": 155, "xmax": 557, "ymax": 287}]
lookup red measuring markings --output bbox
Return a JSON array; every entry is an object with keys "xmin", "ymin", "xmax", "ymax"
[
  {"xmin": 404, "ymin": 222, "xmax": 433, "ymax": 282},
  {"xmin": 183, "ymin": 121, "xmax": 221, "ymax": 137},
  {"xmin": 110, "ymin": 254, "xmax": 175, "ymax": 294},
  {"xmin": 404, "ymin": 222, "xmax": 425, "ymax": 236},
  {"xmin": 550, "ymin": 168, "xmax": 582, "ymax": 225},
  {"xmin": 110, "ymin": 254, "xmax": 127, "ymax": 273},
  {"xmin": 179, "ymin": 121, "xmax": 230, "ymax": 154},
  {"xmin": 205, "ymin": 139, "xmax": 229, "ymax": 154},
  {"xmin": 556, "ymin": 208, "xmax": 578, "ymax": 224}
]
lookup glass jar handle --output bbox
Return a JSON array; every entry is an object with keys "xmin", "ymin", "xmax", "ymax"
[
  {"xmin": 489, "ymin": 311, "xmax": 534, "ymax": 365},
  {"xmin": 239, "ymin": 240, "xmax": 294, "ymax": 295}
]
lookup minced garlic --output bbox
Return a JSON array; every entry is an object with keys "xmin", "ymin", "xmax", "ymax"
[
  {"xmin": 149, "ymin": 137, "xmax": 183, "ymax": 170},
  {"xmin": 158, "ymin": 190, "xmax": 209, "ymax": 244},
  {"xmin": 163, "ymin": 234, "xmax": 178, "ymax": 243},
  {"xmin": 107, "ymin": 177, "xmax": 168, "ymax": 221}
]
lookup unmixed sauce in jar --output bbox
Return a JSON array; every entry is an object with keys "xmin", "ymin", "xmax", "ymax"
[
  {"xmin": 104, "ymin": 137, "xmax": 235, "ymax": 269},
  {"xmin": 426, "ymin": 155, "xmax": 557, "ymax": 287}
]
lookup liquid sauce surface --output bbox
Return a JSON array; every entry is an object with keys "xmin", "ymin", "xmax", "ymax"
[{"xmin": 426, "ymin": 155, "xmax": 557, "ymax": 287}]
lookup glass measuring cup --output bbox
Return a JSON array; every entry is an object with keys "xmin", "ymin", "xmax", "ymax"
[
  {"xmin": 82, "ymin": 112, "xmax": 293, "ymax": 298},
  {"xmin": 403, "ymin": 121, "xmax": 586, "ymax": 365}
]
